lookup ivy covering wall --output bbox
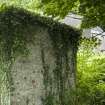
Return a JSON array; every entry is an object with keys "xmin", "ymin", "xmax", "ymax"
[{"xmin": 0, "ymin": 6, "xmax": 81, "ymax": 105}]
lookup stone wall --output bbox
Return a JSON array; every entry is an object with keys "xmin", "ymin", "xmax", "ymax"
[
  {"xmin": 10, "ymin": 27, "xmax": 55, "ymax": 105},
  {"xmin": 9, "ymin": 25, "xmax": 77, "ymax": 105},
  {"xmin": 0, "ymin": 7, "xmax": 80, "ymax": 105}
]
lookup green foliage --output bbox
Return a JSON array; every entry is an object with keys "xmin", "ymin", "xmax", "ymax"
[
  {"xmin": 0, "ymin": 8, "xmax": 32, "ymax": 61},
  {"xmin": 1, "ymin": 0, "xmax": 105, "ymax": 30},
  {"xmin": 39, "ymin": 0, "xmax": 78, "ymax": 18},
  {"xmin": 77, "ymin": 38, "xmax": 105, "ymax": 105},
  {"xmin": 39, "ymin": 0, "xmax": 105, "ymax": 30},
  {"xmin": 0, "ymin": 0, "xmax": 40, "ymax": 12},
  {"xmin": 0, "ymin": 6, "xmax": 80, "ymax": 61},
  {"xmin": 42, "ymin": 92, "xmax": 55, "ymax": 105},
  {"xmin": 77, "ymin": 0, "xmax": 104, "ymax": 30}
]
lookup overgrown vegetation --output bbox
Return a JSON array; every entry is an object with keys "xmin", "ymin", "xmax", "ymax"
[
  {"xmin": 0, "ymin": 6, "xmax": 80, "ymax": 105},
  {"xmin": 0, "ymin": 0, "xmax": 105, "ymax": 105},
  {"xmin": 77, "ymin": 38, "xmax": 105, "ymax": 105},
  {"xmin": 0, "ymin": 5, "xmax": 80, "ymax": 66}
]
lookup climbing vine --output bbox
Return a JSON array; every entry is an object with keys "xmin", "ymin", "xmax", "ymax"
[
  {"xmin": 0, "ymin": 5, "xmax": 81, "ymax": 105},
  {"xmin": 0, "ymin": 6, "xmax": 80, "ymax": 60}
]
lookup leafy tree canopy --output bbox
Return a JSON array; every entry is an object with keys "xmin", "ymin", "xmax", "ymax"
[
  {"xmin": 39, "ymin": 0, "xmax": 78, "ymax": 18},
  {"xmin": 0, "ymin": 0, "xmax": 40, "ymax": 12},
  {"xmin": 39, "ymin": 0, "xmax": 105, "ymax": 30},
  {"xmin": 1, "ymin": 0, "xmax": 105, "ymax": 30}
]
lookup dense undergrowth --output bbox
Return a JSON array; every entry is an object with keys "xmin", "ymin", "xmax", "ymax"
[{"xmin": 77, "ymin": 38, "xmax": 105, "ymax": 105}]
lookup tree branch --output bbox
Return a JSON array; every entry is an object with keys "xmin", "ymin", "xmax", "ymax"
[{"xmin": 92, "ymin": 32, "xmax": 105, "ymax": 38}]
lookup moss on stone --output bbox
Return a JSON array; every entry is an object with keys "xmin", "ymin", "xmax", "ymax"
[
  {"xmin": 0, "ymin": 6, "xmax": 81, "ymax": 105},
  {"xmin": 0, "ymin": 6, "xmax": 81, "ymax": 61}
]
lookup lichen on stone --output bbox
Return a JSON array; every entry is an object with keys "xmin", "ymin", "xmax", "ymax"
[{"xmin": 0, "ymin": 6, "xmax": 81, "ymax": 105}]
